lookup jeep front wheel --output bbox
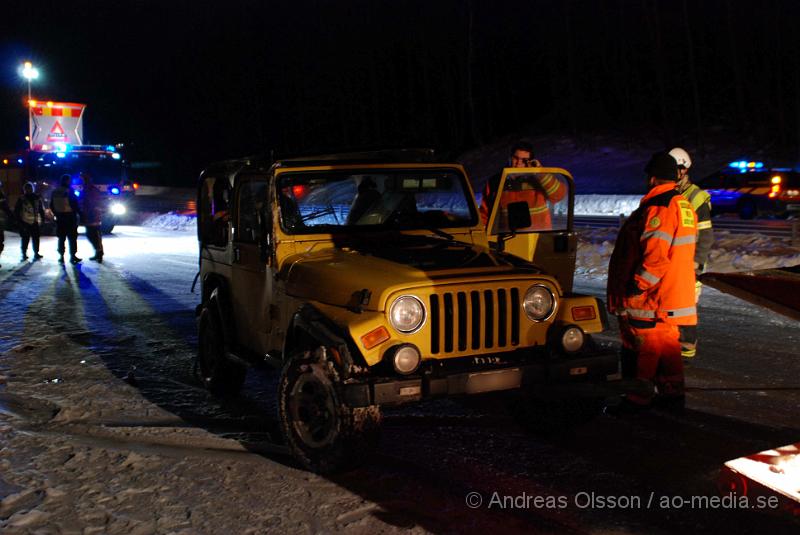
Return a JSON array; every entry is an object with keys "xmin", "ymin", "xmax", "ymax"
[
  {"xmin": 279, "ymin": 351, "xmax": 381, "ymax": 473},
  {"xmin": 197, "ymin": 307, "xmax": 246, "ymax": 397}
]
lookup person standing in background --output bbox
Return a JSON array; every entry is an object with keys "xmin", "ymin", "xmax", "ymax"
[
  {"xmin": 80, "ymin": 172, "xmax": 104, "ymax": 263},
  {"xmin": 14, "ymin": 182, "xmax": 46, "ymax": 261},
  {"xmin": 50, "ymin": 174, "xmax": 82, "ymax": 264},
  {"xmin": 668, "ymin": 147, "xmax": 713, "ymax": 361}
]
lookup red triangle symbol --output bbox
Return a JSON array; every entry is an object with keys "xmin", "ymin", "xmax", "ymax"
[{"xmin": 47, "ymin": 120, "xmax": 67, "ymax": 141}]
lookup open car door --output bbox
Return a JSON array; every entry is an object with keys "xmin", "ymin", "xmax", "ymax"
[{"xmin": 484, "ymin": 167, "xmax": 577, "ymax": 292}]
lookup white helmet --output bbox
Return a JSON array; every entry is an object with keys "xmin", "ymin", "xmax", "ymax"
[{"xmin": 669, "ymin": 147, "xmax": 692, "ymax": 169}]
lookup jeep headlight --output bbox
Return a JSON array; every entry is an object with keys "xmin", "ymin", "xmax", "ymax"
[
  {"xmin": 561, "ymin": 325, "xmax": 585, "ymax": 353},
  {"xmin": 523, "ymin": 285, "xmax": 555, "ymax": 321},
  {"xmin": 389, "ymin": 295, "xmax": 425, "ymax": 333}
]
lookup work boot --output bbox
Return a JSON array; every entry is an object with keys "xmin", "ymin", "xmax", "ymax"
[
  {"xmin": 21, "ymin": 254, "xmax": 28, "ymax": 261},
  {"xmin": 33, "ymin": 253, "xmax": 43, "ymax": 260},
  {"xmin": 89, "ymin": 255, "xmax": 103, "ymax": 263},
  {"xmin": 58, "ymin": 255, "xmax": 65, "ymax": 264},
  {"xmin": 70, "ymin": 256, "xmax": 82, "ymax": 264}
]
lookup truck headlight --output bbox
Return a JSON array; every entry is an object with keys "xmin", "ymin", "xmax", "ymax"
[
  {"xmin": 110, "ymin": 202, "xmax": 126, "ymax": 216},
  {"xmin": 389, "ymin": 295, "xmax": 425, "ymax": 333},
  {"xmin": 523, "ymin": 285, "xmax": 555, "ymax": 321}
]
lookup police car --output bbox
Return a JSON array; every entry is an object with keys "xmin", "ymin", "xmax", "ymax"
[{"xmin": 697, "ymin": 161, "xmax": 800, "ymax": 219}]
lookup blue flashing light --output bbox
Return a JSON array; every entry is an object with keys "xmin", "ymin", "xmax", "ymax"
[
  {"xmin": 755, "ymin": 162, "xmax": 764, "ymax": 168},
  {"xmin": 74, "ymin": 190, "xmax": 81, "ymax": 198},
  {"xmin": 56, "ymin": 152, "xmax": 66, "ymax": 158},
  {"xmin": 111, "ymin": 152, "xmax": 121, "ymax": 160},
  {"xmin": 105, "ymin": 145, "xmax": 116, "ymax": 152},
  {"xmin": 16, "ymin": 158, "xmax": 23, "ymax": 164},
  {"xmin": 738, "ymin": 162, "xmax": 747, "ymax": 169},
  {"xmin": 729, "ymin": 161, "xmax": 742, "ymax": 168},
  {"xmin": 110, "ymin": 187, "xmax": 120, "ymax": 195}
]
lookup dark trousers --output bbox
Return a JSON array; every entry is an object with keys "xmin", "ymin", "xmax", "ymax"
[
  {"xmin": 55, "ymin": 214, "xmax": 79, "ymax": 258},
  {"xmin": 20, "ymin": 223, "xmax": 41, "ymax": 256},
  {"xmin": 85, "ymin": 225, "xmax": 104, "ymax": 257}
]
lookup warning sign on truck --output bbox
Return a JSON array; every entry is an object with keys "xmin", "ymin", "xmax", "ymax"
[{"xmin": 29, "ymin": 101, "xmax": 85, "ymax": 150}]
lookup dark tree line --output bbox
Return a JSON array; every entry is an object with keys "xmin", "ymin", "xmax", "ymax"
[{"xmin": 2, "ymin": 0, "xmax": 800, "ymax": 183}]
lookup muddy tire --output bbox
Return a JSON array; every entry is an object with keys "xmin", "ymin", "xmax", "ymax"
[
  {"xmin": 197, "ymin": 307, "xmax": 246, "ymax": 397},
  {"xmin": 507, "ymin": 392, "xmax": 605, "ymax": 435},
  {"xmin": 279, "ymin": 350, "xmax": 381, "ymax": 473}
]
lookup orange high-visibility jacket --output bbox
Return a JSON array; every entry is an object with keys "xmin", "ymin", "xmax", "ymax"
[
  {"xmin": 607, "ymin": 183, "xmax": 698, "ymax": 325},
  {"xmin": 479, "ymin": 172, "xmax": 566, "ymax": 230}
]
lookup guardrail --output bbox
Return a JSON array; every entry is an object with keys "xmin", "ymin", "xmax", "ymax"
[{"xmin": 574, "ymin": 215, "xmax": 800, "ymax": 244}]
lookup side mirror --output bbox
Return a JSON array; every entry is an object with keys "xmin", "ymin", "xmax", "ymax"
[
  {"xmin": 495, "ymin": 201, "xmax": 531, "ymax": 253},
  {"xmin": 507, "ymin": 201, "xmax": 531, "ymax": 232}
]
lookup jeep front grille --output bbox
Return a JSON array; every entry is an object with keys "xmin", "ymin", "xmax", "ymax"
[{"xmin": 429, "ymin": 289, "xmax": 520, "ymax": 354}]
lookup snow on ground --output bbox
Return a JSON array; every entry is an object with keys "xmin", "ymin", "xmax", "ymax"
[{"xmin": 0, "ymin": 204, "xmax": 796, "ymax": 534}]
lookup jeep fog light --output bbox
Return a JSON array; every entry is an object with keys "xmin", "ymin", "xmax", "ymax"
[
  {"xmin": 523, "ymin": 285, "xmax": 555, "ymax": 321},
  {"xmin": 389, "ymin": 295, "xmax": 425, "ymax": 333},
  {"xmin": 110, "ymin": 202, "xmax": 126, "ymax": 216},
  {"xmin": 387, "ymin": 344, "xmax": 421, "ymax": 375},
  {"xmin": 561, "ymin": 325, "xmax": 585, "ymax": 353}
]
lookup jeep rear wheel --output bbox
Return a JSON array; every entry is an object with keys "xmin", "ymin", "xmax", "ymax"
[
  {"xmin": 279, "ymin": 350, "xmax": 381, "ymax": 473},
  {"xmin": 507, "ymin": 392, "xmax": 605, "ymax": 435},
  {"xmin": 197, "ymin": 307, "xmax": 246, "ymax": 397}
]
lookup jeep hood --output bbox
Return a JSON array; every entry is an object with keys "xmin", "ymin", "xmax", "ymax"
[{"xmin": 282, "ymin": 236, "xmax": 540, "ymax": 310}]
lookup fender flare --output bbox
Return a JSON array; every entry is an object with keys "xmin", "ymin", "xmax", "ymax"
[
  {"xmin": 284, "ymin": 303, "xmax": 367, "ymax": 378},
  {"xmin": 199, "ymin": 276, "xmax": 237, "ymax": 352}
]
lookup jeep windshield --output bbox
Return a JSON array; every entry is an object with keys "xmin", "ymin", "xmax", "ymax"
[{"xmin": 277, "ymin": 169, "xmax": 478, "ymax": 234}]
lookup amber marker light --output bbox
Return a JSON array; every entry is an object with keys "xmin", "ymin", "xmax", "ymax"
[
  {"xmin": 771, "ymin": 175, "xmax": 782, "ymax": 184},
  {"xmin": 571, "ymin": 305, "xmax": 596, "ymax": 321},
  {"xmin": 361, "ymin": 326, "xmax": 390, "ymax": 349}
]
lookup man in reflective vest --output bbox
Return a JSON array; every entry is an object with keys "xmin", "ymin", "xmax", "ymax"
[
  {"xmin": 607, "ymin": 152, "xmax": 698, "ymax": 410},
  {"xmin": 669, "ymin": 147, "xmax": 713, "ymax": 361},
  {"xmin": 479, "ymin": 141, "xmax": 566, "ymax": 230},
  {"xmin": 14, "ymin": 182, "xmax": 46, "ymax": 261},
  {"xmin": 50, "ymin": 174, "xmax": 82, "ymax": 264}
]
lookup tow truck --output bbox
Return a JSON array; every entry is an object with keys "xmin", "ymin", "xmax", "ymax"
[{"xmin": 697, "ymin": 160, "xmax": 800, "ymax": 219}]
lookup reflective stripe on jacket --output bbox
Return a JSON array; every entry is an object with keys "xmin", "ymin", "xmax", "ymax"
[
  {"xmin": 607, "ymin": 183, "xmax": 698, "ymax": 326},
  {"xmin": 479, "ymin": 172, "xmax": 567, "ymax": 230}
]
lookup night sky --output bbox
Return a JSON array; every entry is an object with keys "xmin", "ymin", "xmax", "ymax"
[{"xmin": 2, "ymin": 0, "xmax": 800, "ymax": 185}]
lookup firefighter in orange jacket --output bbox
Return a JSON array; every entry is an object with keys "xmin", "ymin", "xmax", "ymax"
[
  {"xmin": 479, "ymin": 141, "xmax": 566, "ymax": 230},
  {"xmin": 607, "ymin": 152, "xmax": 698, "ymax": 410}
]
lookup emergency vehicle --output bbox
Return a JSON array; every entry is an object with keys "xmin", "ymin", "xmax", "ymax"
[
  {"xmin": 0, "ymin": 100, "xmax": 137, "ymax": 234},
  {"xmin": 697, "ymin": 160, "xmax": 800, "ymax": 219}
]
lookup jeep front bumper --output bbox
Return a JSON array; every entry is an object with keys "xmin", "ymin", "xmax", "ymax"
[{"xmin": 342, "ymin": 348, "xmax": 620, "ymax": 407}]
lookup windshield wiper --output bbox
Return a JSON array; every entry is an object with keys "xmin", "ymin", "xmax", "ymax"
[{"xmin": 424, "ymin": 227, "xmax": 455, "ymax": 241}]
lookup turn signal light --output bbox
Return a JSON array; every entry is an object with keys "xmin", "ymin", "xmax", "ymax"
[
  {"xmin": 571, "ymin": 306, "xmax": 596, "ymax": 321},
  {"xmin": 361, "ymin": 326, "xmax": 390, "ymax": 350}
]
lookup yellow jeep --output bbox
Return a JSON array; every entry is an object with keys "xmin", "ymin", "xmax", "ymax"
[{"xmin": 196, "ymin": 151, "xmax": 617, "ymax": 473}]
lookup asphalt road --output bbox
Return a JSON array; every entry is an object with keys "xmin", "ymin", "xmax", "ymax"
[{"xmin": 1, "ymin": 227, "xmax": 798, "ymax": 534}]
